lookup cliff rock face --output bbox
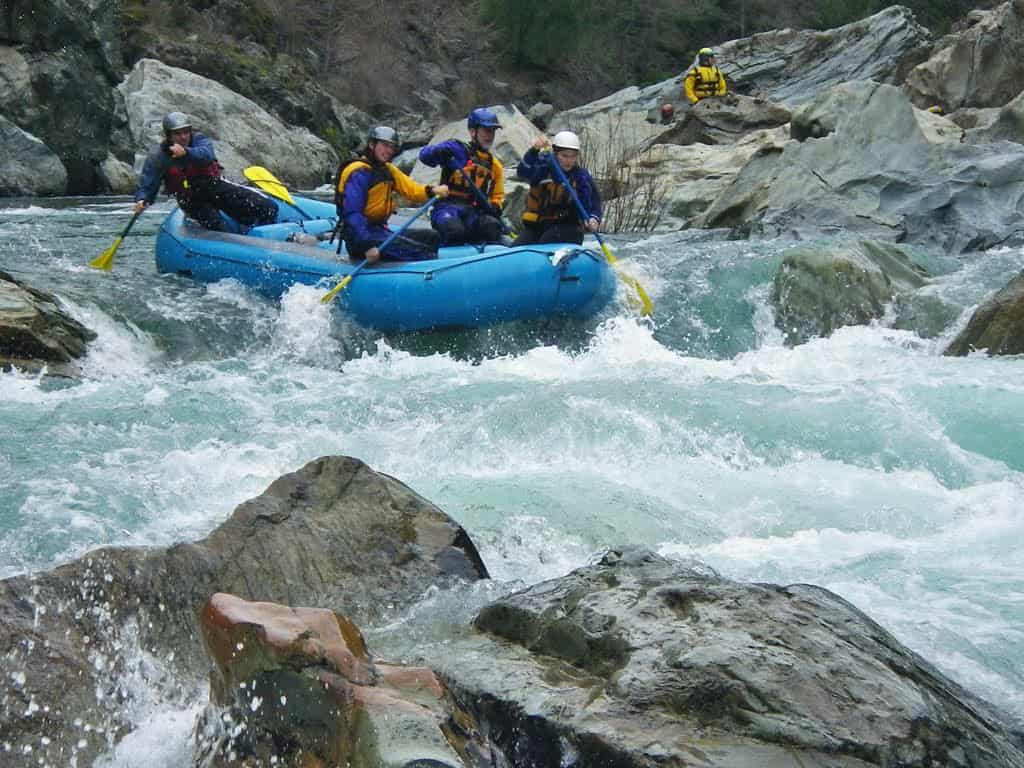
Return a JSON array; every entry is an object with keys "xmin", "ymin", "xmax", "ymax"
[
  {"xmin": 905, "ymin": 0, "xmax": 1024, "ymax": 112},
  {"xmin": 1, "ymin": 0, "xmax": 126, "ymax": 193}
]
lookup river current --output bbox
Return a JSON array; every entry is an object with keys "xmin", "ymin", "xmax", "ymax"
[{"xmin": 2, "ymin": 197, "xmax": 1023, "ymax": 764}]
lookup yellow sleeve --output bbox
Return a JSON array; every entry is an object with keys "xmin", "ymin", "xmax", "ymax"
[
  {"xmin": 386, "ymin": 163, "xmax": 429, "ymax": 204},
  {"xmin": 684, "ymin": 70, "xmax": 698, "ymax": 104},
  {"xmin": 717, "ymin": 70, "xmax": 727, "ymax": 96},
  {"xmin": 490, "ymin": 157, "xmax": 504, "ymax": 207}
]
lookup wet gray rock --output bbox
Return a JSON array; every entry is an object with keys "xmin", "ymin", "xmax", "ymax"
[
  {"xmin": 771, "ymin": 240, "xmax": 929, "ymax": 345},
  {"xmin": 945, "ymin": 271, "xmax": 1024, "ymax": 356},
  {"xmin": 0, "ymin": 456, "xmax": 488, "ymax": 768},
  {"xmin": 0, "ymin": 115, "xmax": 67, "ymax": 196},
  {"xmin": 655, "ymin": 92, "xmax": 791, "ymax": 146},
  {"xmin": 698, "ymin": 80, "xmax": 1024, "ymax": 252},
  {"xmin": 439, "ymin": 547, "xmax": 1024, "ymax": 768},
  {"xmin": 905, "ymin": 0, "xmax": 1024, "ymax": 113},
  {"xmin": 0, "ymin": 270, "xmax": 94, "ymax": 374}
]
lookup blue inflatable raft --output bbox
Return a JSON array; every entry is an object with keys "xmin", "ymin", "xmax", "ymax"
[{"xmin": 154, "ymin": 195, "xmax": 616, "ymax": 332}]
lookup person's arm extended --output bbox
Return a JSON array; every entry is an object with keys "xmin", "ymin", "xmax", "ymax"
[
  {"xmin": 576, "ymin": 169, "xmax": 602, "ymax": 226},
  {"xmin": 418, "ymin": 140, "xmax": 467, "ymax": 169}
]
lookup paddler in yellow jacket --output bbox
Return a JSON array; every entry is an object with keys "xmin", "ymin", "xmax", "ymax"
[
  {"xmin": 684, "ymin": 48, "xmax": 727, "ymax": 104},
  {"xmin": 336, "ymin": 126, "xmax": 449, "ymax": 263}
]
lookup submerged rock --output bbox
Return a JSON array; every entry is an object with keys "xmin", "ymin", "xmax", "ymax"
[
  {"xmin": 0, "ymin": 270, "xmax": 95, "ymax": 374},
  {"xmin": 195, "ymin": 593, "xmax": 494, "ymax": 768},
  {"xmin": 438, "ymin": 547, "xmax": 1024, "ymax": 768},
  {"xmin": 945, "ymin": 271, "xmax": 1024, "ymax": 356},
  {"xmin": 770, "ymin": 239, "xmax": 929, "ymax": 345},
  {"xmin": 0, "ymin": 456, "xmax": 487, "ymax": 768}
]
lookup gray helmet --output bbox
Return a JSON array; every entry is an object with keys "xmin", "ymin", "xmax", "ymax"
[
  {"xmin": 162, "ymin": 111, "xmax": 192, "ymax": 134},
  {"xmin": 368, "ymin": 125, "xmax": 399, "ymax": 146}
]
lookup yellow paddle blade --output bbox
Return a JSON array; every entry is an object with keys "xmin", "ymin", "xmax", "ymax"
[
  {"xmin": 88, "ymin": 237, "xmax": 122, "ymax": 271},
  {"xmin": 243, "ymin": 165, "xmax": 295, "ymax": 206},
  {"xmin": 320, "ymin": 274, "xmax": 353, "ymax": 304},
  {"xmin": 615, "ymin": 267, "xmax": 654, "ymax": 316},
  {"xmin": 598, "ymin": 240, "xmax": 653, "ymax": 316}
]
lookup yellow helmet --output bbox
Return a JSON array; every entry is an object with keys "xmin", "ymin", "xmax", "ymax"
[{"xmin": 699, "ymin": 47, "xmax": 714, "ymax": 56}]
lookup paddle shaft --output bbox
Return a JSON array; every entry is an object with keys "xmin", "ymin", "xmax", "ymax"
[
  {"xmin": 88, "ymin": 208, "xmax": 145, "ymax": 270},
  {"xmin": 321, "ymin": 195, "xmax": 439, "ymax": 303},
  {"xmin": 547, "ymin": 152, "xmax": 653, "ymax": 315}
]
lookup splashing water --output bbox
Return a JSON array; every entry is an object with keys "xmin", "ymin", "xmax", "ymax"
[{"xmin": 2, "ymin": 197, "xmax": 1024, "ymax": 763}]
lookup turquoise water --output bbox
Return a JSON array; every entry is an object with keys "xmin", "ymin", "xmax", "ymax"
[{"xmin": 2, "ymin": 198, "xmax": 1024, "ymax": 763}]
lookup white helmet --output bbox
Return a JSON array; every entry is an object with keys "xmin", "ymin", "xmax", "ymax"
[{"xmin": 551, "ymin": 130, "xmax": 581, "ymax": 151}]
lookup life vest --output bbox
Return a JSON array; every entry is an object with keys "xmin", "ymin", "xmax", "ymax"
[
  {"xmin": 337, "ymin": 159, "xmax": 401, "ymax": 223},
  {"xmin": 523, "ymin": 176, "xmax": 577, "ymax": 225},
  {"xmin": 442, "ymin": 142, "xmax": 496, "ymax": 206},
  {"xmin": 333, "ymin": 153, "xmax": 363, "ymax": 212},
  {"xmin": 687, "ymin": 65, "xmax": 725, "ymax": 100},
  {"xmin": 163, "ymin": 145, "xmax": 222, "ymax": 195}
]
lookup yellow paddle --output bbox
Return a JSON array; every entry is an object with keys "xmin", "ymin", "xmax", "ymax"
[
  {"xmin": 89, "ymin": 208, "xmax": 144, "ymax": 271},
  {"xmin": 547, "ymin": 153, "xmax": 653, "ymax": 316},
  {"xmin": 242, "ymin": 165, "xmax": 313, "ymax": 219}
]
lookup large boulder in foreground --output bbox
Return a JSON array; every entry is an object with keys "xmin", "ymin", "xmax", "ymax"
[
  {"xmin": 698, "ymin": 80, "xmax": 1024, "ymax": 252},
  {"xmin": 945, "ymin": 271, "xmax": 1024, "ymax": 356},
  {"xmin": 0, "ymin": 456, "xmax": 487, "ymax": 768},
  {"xmin": 114, "ymin": 58, "xmax": 338, "ymax": 189},
  {"xmin": 195, "ymin": 593, "xmax": 494, "ymax": 768},
  {"xmin": 905, "ymin": 0, "xmax": 1024, "ymax": 113},
  {"xmin": 0, "ymin": 270, "xmax": 94, "ymax": 374},
  {"xmin": 438, "ymin": 547, "xmax": 1024, "ymax": 768},
  {"xmin": 771, "ymin": 240, "xmax": 929, "ymax": 345}
]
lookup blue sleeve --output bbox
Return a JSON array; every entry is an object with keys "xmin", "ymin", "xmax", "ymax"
[
  {"xmin": 134, "ymin": 145, "xmax": 171, "ymax": 203},
  {"xmin": 342, "ymin": 169, "xmax": 375, "ymax": 243},
  {"xmin": 418, "ymin": 140, "xmax": 468, "ymax": 169},
  {"xmin": 576, "ymin": 169, "xmax": 602, "ymax": 221},
  {"xmin": 516, "ymin": 149, "xmax": 552, "ymax": 183},
  {"xmin": 184, "ymin": 133, "xmax": 217, "ymax": 164}
]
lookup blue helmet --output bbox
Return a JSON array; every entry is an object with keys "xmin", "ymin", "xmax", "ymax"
[{"xmin": 467, "ymin": 107, "xmax": 502, "ymax": 130}]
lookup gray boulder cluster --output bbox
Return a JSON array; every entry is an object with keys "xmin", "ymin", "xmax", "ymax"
[{"xmin": 1, "ymin": 457, "xmax": 1022, "ymax": 767}]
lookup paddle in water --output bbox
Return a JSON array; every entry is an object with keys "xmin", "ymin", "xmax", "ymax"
[
  {"xmin": 547, "ymin": 153, "xmax": 653, "ymax": 316},
  {"xmin": 89, "ymin": 208, "xmax": 144, "ymax": 271},
  {"xmin": 321, "ymin": 195, "xmax": 441, "ymax": 305}
]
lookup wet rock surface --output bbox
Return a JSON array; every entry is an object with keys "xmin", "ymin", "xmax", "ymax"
[
  {"xmin": 438, "ymin": 547, "xmax": 1024, "ymax": 768},
  {"xmin": 0, "ymin": 456, "xmax": 487, "ymax": 768}
]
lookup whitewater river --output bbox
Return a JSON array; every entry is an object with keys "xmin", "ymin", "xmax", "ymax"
[{"xmin": 2, "ymin": 197, "xmax": 1023, "ymax": 764}]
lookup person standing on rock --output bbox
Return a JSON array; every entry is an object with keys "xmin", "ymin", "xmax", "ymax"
[
  {"xmin": 418, "ymin": 107, "xmax": 506, "ymax": 246},
  {"xmin": 133, "ymin": 111, "xmax": 278, "ymax": 231},
  {"xmin": 514, "ymin": 130, "xmax": 601, "ymax": 245},
  {"xmin": 684, "ymin": 47, "xmax": 727, "ymax": 104},
  {"xmin": 337, "ymin": 126, "xmax": 450, "ymax": 263}
]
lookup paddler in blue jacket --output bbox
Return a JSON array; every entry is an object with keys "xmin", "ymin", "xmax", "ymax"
[
  {"xmin": 515, "ymin": 130, "xmax": 601, "ymax": 245},
  {"xmin": 133, "ymin": 111, "xmax": 277, "ymax": 231},
  {"xmin": 336, "ymin": 126, "xmax": 449, "ymax": 263},
  {"xmin": 418, "ymin": 107, "xmax": 505, "ymax": 246}
]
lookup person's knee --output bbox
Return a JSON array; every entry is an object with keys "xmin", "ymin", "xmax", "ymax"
[{"xmin": 433, "ymin": 212, "xmax": 466, "ymax": 242}]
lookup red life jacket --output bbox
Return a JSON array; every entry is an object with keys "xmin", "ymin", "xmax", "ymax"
[{"xmin": 164, "ymin": 148, "xmax": 222, "ymax": 195}]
